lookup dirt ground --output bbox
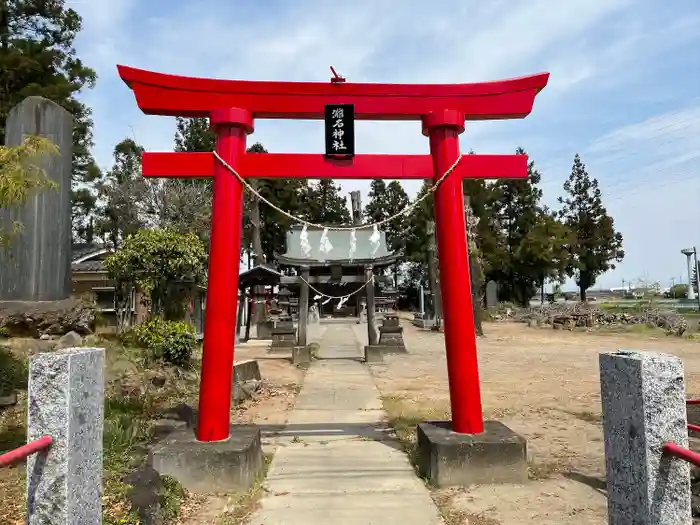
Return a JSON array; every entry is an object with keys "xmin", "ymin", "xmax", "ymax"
[{"xmin": 372, "ymin": 320, "xmax": 700, "ymax": 525}]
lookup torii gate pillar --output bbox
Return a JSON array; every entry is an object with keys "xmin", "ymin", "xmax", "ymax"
[
  {"xmin": 198, "ymin": 108, "xmax": 252, "ymax": 442},
  {"xmin": 423, "ymin": 110, "xmax": 483, "ymax": 434}
]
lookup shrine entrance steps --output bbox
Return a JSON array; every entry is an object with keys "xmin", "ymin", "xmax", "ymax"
[{"xmin": 250, "ymin": 324, "xmax": 443, "ymax": 524}]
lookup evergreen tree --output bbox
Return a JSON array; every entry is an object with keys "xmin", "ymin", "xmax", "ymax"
[
  {"xmin": 483, "ymin": 148, "xmax": 569, "ymax": 306},
  {"xmin": 94, "ymin": 138, "xmax": 149, "ymax": 249},
  {"xmin": 404, "ymin": 180, "xmax": 434, "ymax": 267},
  {"xmin": 302, "ymin": 179, "xmax": 351, "ymax": 225},
  {"xmin": 364, "ymin": 179, "xmax": 410, "ymax": 283},
  {"xmin": 0, "ymin": 0, "xmax": 101, "ymax": 240},
  {"xmin": 174, "ymin": 117, "xmax": 215, "ymax": 152},
  {"xmin": 161, "ymin": 117, "xmax": 215, "ymax": 245},
  {"xmin": 558, "ymin": 153, "xmax": 624, "ymax": 301}
]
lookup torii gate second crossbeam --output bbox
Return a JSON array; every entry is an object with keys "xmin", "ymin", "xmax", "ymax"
[{"xmin": 118, "ymin": 65, "xmax": 549, "ymax": 443}]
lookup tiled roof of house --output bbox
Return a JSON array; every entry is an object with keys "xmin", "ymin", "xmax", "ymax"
[{"xmin": 71, "ymin": 243, "xmax": 112, "ymax": 272}]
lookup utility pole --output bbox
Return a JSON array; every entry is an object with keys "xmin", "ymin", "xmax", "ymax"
[
  {"xmin": 694, "ymin": 247, "xmax": 700, "ymax": 314},
  {"xmin": 350, "ymin": 190, "xmax": 362, "ymax": 225}
]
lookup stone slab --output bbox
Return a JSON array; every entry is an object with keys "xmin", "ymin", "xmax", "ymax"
[
  {"xmin": 599, "ymin": 350, "xmax": 691, "ymax": 525},
  {"xmin": 367, "ymin": 344, "xmax": 408, "ymax": 355},
  {"xmin": 364, "ymin": 345, "xmax": 384, "ymax": 363},
  {"xmin": 412, "ymin": 318, "xmax": 435, "ymax": 329},
  {"xmin": 379, "ymin": 324, "xmax": 403, "ymax": 334},
  {"xmin": 292, "ymin": 345, "xmax": 311, "ymax": 365},
  {"xmin": 486, "ymin": 280, "xmax": 498, "ymax": 310},
  {"xmin": 417, "ymin": 420, "xmax": 527, "ymax": 487},
  {"xmin": 255, "ymin": 321, "xmax": 274, "ymax": 339},
  {"xmin": 27, "ymin": 347, "xmax": 104, "ymax": 524},
  {"xmin": 149, "ymin": 425, "xmax": 263, "ymax": 493},
  {"xmin": 233, "ymin": 359, "xmax": 261, "ymax": 383},
  {"xmin": 268, "ymin": 343, "xmax": 294, "ymax": 354}
]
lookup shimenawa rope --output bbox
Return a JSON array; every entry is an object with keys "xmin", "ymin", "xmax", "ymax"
[
  {"xmin": 300, "ymin": 274, "xmax": 374, "ymax": 300},
  {"xmin": 212, "ymin": 151, "xmax": 462, "ymax": 231}
]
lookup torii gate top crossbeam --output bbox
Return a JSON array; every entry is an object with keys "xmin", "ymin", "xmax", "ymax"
[{"xmin": 117, "ymin": 65, "xmax": 549, "ymax": 120}]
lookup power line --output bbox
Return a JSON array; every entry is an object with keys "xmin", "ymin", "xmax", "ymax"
[
  {"xmin": 540, "ymin": 161, "xmax": 699, "ymax": 204},
  {"xmin": 537, "ymin": 124, "xmax": 700, "ymax": 186},
  {"xmin": 524, "ymin": 99, "xmax": 700, "ymax": 163}
]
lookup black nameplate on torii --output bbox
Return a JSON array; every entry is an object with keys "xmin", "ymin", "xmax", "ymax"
[{"xmin": 325, "ymin": 104, "xmax": 355, "ymax": 157}]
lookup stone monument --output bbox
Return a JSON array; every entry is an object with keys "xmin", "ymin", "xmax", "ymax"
[
  {"xmin": 485, "ymin": 280, "xmax": 498, "ymax": 311},
  {"xmin": 0, "ymin": 97, "xmax": 73, "ymax": 301}
]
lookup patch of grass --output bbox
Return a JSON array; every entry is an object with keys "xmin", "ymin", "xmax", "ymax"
[
  {"xmin": 433, "ymin": 491, "xmax": 502, "ymax": 525},
  {"xmin": 0, "ymin": 337, "xmax": 198, "ymax": 524},
  {"xmin": 564, "ymin": 409, "xmax": 601, "ymax": 425},
  {"xmin": 597, "ymin": 323, "xmax": 668, "ymax": 336},
  {"xmin": 381, "ymin": 395, "xmax": 450, "ymax": 472},
  {"xmin": 527, "ymin": 458, "xmax": 562, "ymax": 480},
  {"xmin": 0, "ymin": 346, "xmax": 28, "ymax": 396},
  {"xmin": 160, "ymin": 475, "xmax": 187, "ymax": 522},
  {"xmin": 219, "ymin": 453, "xmax": 274, "ymax": 524}
]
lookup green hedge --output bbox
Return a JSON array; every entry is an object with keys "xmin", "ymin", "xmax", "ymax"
[{"xmin": 131, "ymin": 318, "xmax": 196, "ymax": 367}]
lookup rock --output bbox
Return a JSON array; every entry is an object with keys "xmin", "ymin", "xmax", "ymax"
[
  {"xmin": 150, "ymin": 374, "xmax": 167, "ymax": 388},
  {"xmin": 123, "ymin": 465, "xmax": 166, "ymax": 525},
  {"xmin": 0, "ymin": 298, "xmax": 95, "ymax": 338},
  {"xmin": 527, "ymin": 319, "xmax": 538, "ymax": 328},
  {"xmin": 39, "ymin": 333, "xmax": 50, "ymax": 340},
  {"xmin": 0, "ymin": 392, "xmax": 18, "ymax": 407},
  {"xmin": 233, "ymin": 379, "xmax": 262, "ymax": 404},
  {"xmin": 151, "ymin": 418, "xmax": 188, "ymax": 439},
  {"xmin": 55, "ymin": 330, "xmax": 83, "ymax": 349}
]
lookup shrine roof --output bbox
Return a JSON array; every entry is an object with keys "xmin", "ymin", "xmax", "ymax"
[
  {"xmin": 238, "ymin": 264, "xmax": 282, "ymax": 289},
  {"xmin": 275, "ymin": 225, "xmax": 399, "ymax": 267}
]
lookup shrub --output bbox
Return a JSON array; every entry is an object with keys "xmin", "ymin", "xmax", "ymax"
[{"xmin": 132, "ymin": 318, "xmax": 196, "ymax": 366}]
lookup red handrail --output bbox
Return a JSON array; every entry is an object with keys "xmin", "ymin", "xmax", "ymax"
[
  {"xmin": 663, "ymin": 442, "xmax": 700, "ymax": 466},
  {"xmin": 687, "ymin": 400, "xmax": 700, "ymax": 405},
  {"xmin": 689, "ymin": 423, "xmax": 700, "ymax": 433},
  {"xmin": 0, "ymin": 436, "xmax": 53, "ymax": 467}
]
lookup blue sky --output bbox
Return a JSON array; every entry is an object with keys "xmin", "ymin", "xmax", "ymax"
[{"xmin": 65, "ymin": 0, "xmax": 700, "ymax": 290}]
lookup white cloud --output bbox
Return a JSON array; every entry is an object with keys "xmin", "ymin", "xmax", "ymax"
[{"xmin": 62, "ymin": 0, "xmax": 700, "ymax": 289}]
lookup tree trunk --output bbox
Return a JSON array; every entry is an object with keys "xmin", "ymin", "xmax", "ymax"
[
  {"xmin": 426, "ymin": 221, "xmax": 442, "ymax": 329},
  {"xmin": 469, "ymin": 254, "xmax": 484, "ymax": 336},
  {"xmin": 579, "ymin": 284, "xmax": 587, "ymax": 302}
]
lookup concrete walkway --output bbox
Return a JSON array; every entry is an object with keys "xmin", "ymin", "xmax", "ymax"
[{"xmin": 250, "ymin": 324, "xmax": 443, "ymax": 525}]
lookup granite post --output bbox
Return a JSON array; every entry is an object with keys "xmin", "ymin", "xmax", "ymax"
[
  {"xmin": 297, "ymin": 266, "xmax": 310, "ymax": 348},
  {"xmin": 599, "ymin": 350, "xmax": 691, "ymax": 525},
  {"xmin": 26, "ymin": 347, "xmax": 105, "ymax": 524},
  {"xmin": 418, "ymin": 285, "xmax": 425, "ymax": 316},
  {"xmin": 365, "ymin": 265, "xmax": 378, "ymax": 346},
  {"xmin": 0, "ymin": 97, "xmax": 73, "ymax": 301}
]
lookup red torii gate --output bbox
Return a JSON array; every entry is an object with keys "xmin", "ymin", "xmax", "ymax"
[{"xmin": 118, "ymin": 65, "xmax": 549, "ymax": 442}]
